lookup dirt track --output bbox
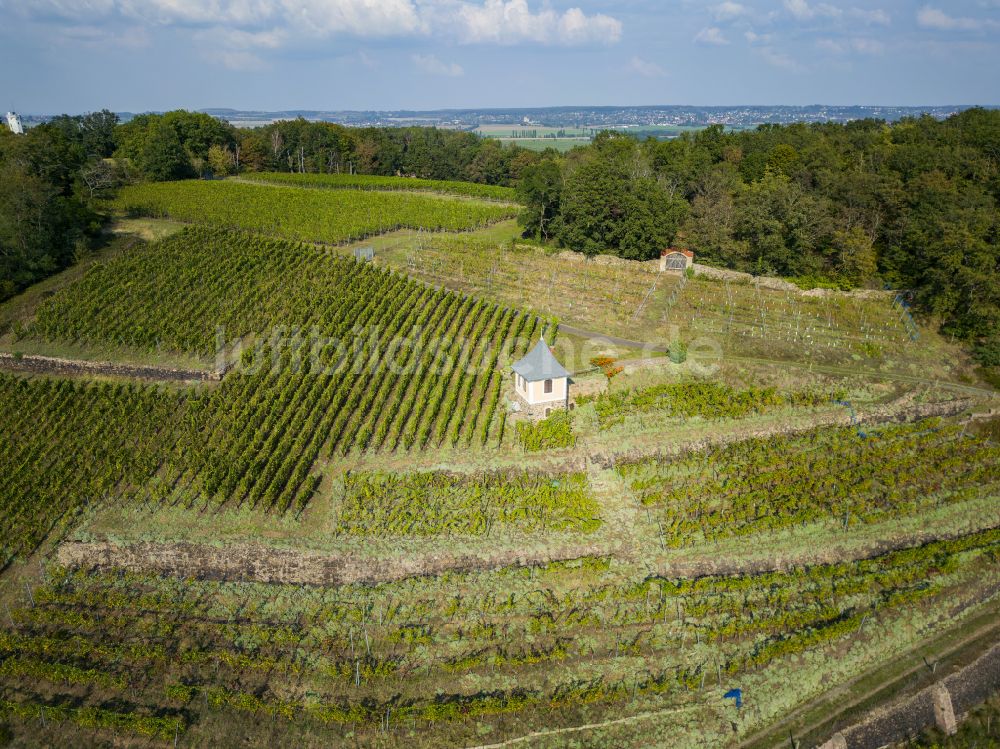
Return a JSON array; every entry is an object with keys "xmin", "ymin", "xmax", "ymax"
[
  {"xmin": 57, "ymin": 513, "xmax": 1000, "ymax": 589},
  {"xmin": 0, "ymin": 352, "xmax": 218, "ymax": 382},
  {"xmin": 55, "ymin": 538, "xmax": 610, "ymax": 586}
]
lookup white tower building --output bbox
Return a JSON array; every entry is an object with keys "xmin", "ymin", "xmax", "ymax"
[{"xmin": 5, "ymin": 112, "xmax": 24, "ymax": 135}]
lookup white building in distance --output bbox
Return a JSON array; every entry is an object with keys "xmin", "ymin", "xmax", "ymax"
[{"xmin": 5, "ymin": 112, "xmax": 24, "ymax": 135}]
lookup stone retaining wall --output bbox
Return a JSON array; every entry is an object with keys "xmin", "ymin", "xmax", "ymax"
[
  {"xmin": 0, "ymin": 352, "xmax": 219, "ymax": 383},
  {"xmin": 819, "ymin": 642, "xmax": 1000, "ymax": 748}
]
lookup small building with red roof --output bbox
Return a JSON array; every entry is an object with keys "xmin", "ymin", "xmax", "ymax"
[{"xmin": 660, "ymin": 248, "xmax": 695, "ymax": 273}]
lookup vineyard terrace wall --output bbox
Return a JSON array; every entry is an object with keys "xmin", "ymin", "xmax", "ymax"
[
  {"xmin": 821, "ymin": 641, "xmax": 1000, "ymax": 749},
  {"xmin": 0, "ymin": 352, "xmax": 217, "ymax": 382}
]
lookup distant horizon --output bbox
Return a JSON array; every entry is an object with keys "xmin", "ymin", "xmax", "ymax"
[
  {"xmin": 14, "ymin": 103, "xmax": 1000, "ymax": 118},
  {"xmin": 5, "ymin": 1, "xmax": 999, "ymax": 113}
]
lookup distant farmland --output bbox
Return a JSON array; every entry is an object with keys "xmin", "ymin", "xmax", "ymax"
[{"xmin": 475, "ymin": 122, "xmax": 726, "ymax": 150}]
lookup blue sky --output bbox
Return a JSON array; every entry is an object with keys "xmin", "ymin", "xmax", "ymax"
[{"xmin": 1, "ymin": 0, "xmax": 998, "ymax": 113}]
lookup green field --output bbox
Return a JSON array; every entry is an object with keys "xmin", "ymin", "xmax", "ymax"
[
  {"xmin": 111, "ymin": 179, "xmax": 517, "ymax": 245},
  {"xmin": 476, "ymin": 124, "xmax": 597, "ymax": 137},
  {"xmin": 238, "ymin": 171, "xmax": 517, "ymax": 201},
  {"xmin": 474, "ymin": 123, "xmax": 720, "ymax": 151}
]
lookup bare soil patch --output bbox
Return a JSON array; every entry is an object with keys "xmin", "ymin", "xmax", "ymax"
[{"xmin": 0, "ymin": 352, "xmax": 219, "ymax": 383}]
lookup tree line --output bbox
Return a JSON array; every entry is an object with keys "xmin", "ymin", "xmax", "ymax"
[
  {"xmin": 2, "ymin": 107, "xmax": 998, "ymax": 364},
  {"xmin": 114, "ymin": 111, "xmax": 536, "ymax": 185},
  {"xmin": 0, "ymin": 111, "xmax": 537, "ymax": 304}
]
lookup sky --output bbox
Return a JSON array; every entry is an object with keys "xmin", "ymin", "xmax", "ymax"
[{"xmin": 0, "ymin": 0, "xmax": 998, "ymax": 113}]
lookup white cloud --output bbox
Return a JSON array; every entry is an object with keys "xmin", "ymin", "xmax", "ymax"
[
  {"xmin": 204, "ymin": 49, "xmax": 269, "ymax": 71},
  {"xmin": 205, "ymin": 27, "xmax": 287, "ymax": 49},
  {"xmin": 446, "ymin": 0, "xmax": 622, "ymax": 45},
  {"xmin": 412, "ymin": 53, "xmax": 463, "ymax": 76},
  {"xmin": 628, "ymin": 55, "xmax": 666, "ymax": 77},
  {"xmin": 758, "ymin": 46, "xmax": 801, "ymax": 70},
  {"xmin": 817, "ymin": 36, "xmax": 884, "ymax": 54},
  {"xmin": 279, "ymin": 0, "xmax": 426, "ymax": 37},
  {"xmin": 784, "ymin": 0, "xmax": 842, "ymax": 20},
  {"xmin": 744, "ymin": 29, "xmax": 772, "ymax": 44},
  {"xmin": 8, "ymin": 0, "xmax": 117, "ymax": 19},
  {"xmin": 816, "ymin": 37, "xmax": 844, "ymax": 52},
  {"xmin": 850, "ymin": 36, "xmax": 883, "ymax": 54},
  {"xmin": 53, "ymin": 22, "xmax": 151, "ymax": 48},
  {"xmin": 849, "ymin": 7, "xmax": 890, "ymax": 25},
  {"xmin": 116, "ymin": 0, "xmax": 277, "ymax": 27},
  {"xmin": 694, "ymin": 26, "xmax": 729, "ymax": 44},
  {"xmin": 711, "ymin": 1, "xmax": 748, "ymax": 21},
  {"xmin": 12, "ymin": 0, "xmax": 426, "ymax": 35},
  {"xmin": 917, "ymin": 6, "xmax": 998, "ymax": 30},
  {"xmin": 7, "ymin": 0, "xmax": 622, "ymax": 46}
]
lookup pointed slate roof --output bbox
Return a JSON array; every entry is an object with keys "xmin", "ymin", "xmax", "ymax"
[{"xmin": 512, "ymin": 339, "xmax": 570, "ymax": 382}]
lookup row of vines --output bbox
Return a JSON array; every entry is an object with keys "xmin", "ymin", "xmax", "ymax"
[
  {"xmin": 0, "ymin": 374, "xmax": 181, "ymax": 568},
  {"xmin": 19, "ymin": 228, "xmax": 541, "ymax": 514},
  {"xmin": 239, "ymin": 172, "xmax": 517, "ymax": 202},
  {"xmin": 618, "ymin": 418, "xmax": 1000, "ymax": 546},
  {"xmin": 336, "ymin": 469, "xmax": 600, "ymax": 536},
  {"xmin": 92, "ymin": 230, "xmax": 540, "ymax": 512},
  {"xmin": 110, "ymin": 180, "xmax": 516, "ymax": 246},
  {"xmin": 1, "ymin": 530, "xmax": 997, "ymax": 745},
  {"xmin": 577, "ymin": 380, "xmax": 836, "ymax": 430}
]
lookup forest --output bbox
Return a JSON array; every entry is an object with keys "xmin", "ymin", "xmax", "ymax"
[{"xmin": 1, "ymin": 107, "xmax": 997, "ymax": 361}]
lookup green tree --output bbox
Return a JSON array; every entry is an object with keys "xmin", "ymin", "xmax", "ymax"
[
  {"xmin": 555, "ymin": 159, "xmax": 651, "ymax": 258},
  {"xmin": 0, "ymin": 130, "xmax": 94, "ymax": 300},
  {"xmin": 681, "ymin": 163, "xmax": 748, "ymax": 269},
  {"xmin": 207, "ymin": 144, "xmax": 233, "ymax": 177},
  {"xmin": 766, "ymin": 143, "xmax": 800, "ymax": 177},
  {"xmin": 900, "ymin": 171, "xmax": 1000, "ymax": 344},
  {"xmin": 114, "ymin": 111, "xmax": 235, "ymax": 180},
  {"xmin": 79, "ymin": 110, "xmax": 119, "ymax": 157},
  {"xmin": 557, "ymin": 139, "xmax": 687, "ymax": 259},
  {"xmin": 734, "ymin": 170, "xmax": 833, "ymax": 276},
  {"xmin": 833, "ymin": 227, "xmax": 878, "ymax": 286},
  {"xmin": 140, "ymin": 119, "xmax": 191, "ymax": 181},
  {"xmin": 516, "ymin": 159, "xmax": 562, "ymax": 241}
]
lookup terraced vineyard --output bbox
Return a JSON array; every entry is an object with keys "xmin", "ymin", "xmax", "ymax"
[
  {"xmin": 84, "ymin": 229, "xmax": 537, "ymax": 511},
  {"xmin": 371, "ymin": 237, "xmax": 971, "ymax": 379},
  {"xmin": 675, "ymin": 276, "xmax": 914, "ymax": 360},
  {"xmin": 578, "ymin": 381, "xmax": 835, "ymax": 430},
  {"xmin": 0, "ymin": 374, "xmax": 180, "ymax": 568},
  {"xmin": 337, "ymin": 469, "xmax": 600, "ymax": 536},
  {"xmin": 110, "ymin": 180, "xmax": 517, "ymax": 245},
  {"xmin": 240, "ymin": 172, "xmax": 517, "ymax": 201},
  {"xmin": 377, "ymin": 234, "xmax": 682, "ymax": 331},
  {"xmin": 618, "ymin": 419, "xmax": 1000, "ymax": 546},
  {"xmin": 1, "ymin": 160, "xmax": 997, "ymax": 749},
  {"xmin": 1, "ymin": 531, "xmax": 997, "ymax": 746},
  {"xmin": 18, "ymin": 228, "xmax": 539, "ymax": 514}
]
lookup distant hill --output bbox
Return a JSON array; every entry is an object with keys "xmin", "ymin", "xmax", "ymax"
[
  {"xmin": 17, "ymin": 104, "xmax": 998, "ymax": 129},
  {"xmin": 195, "ymin": 104, "xmax": 999, "ymax": 129}
]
